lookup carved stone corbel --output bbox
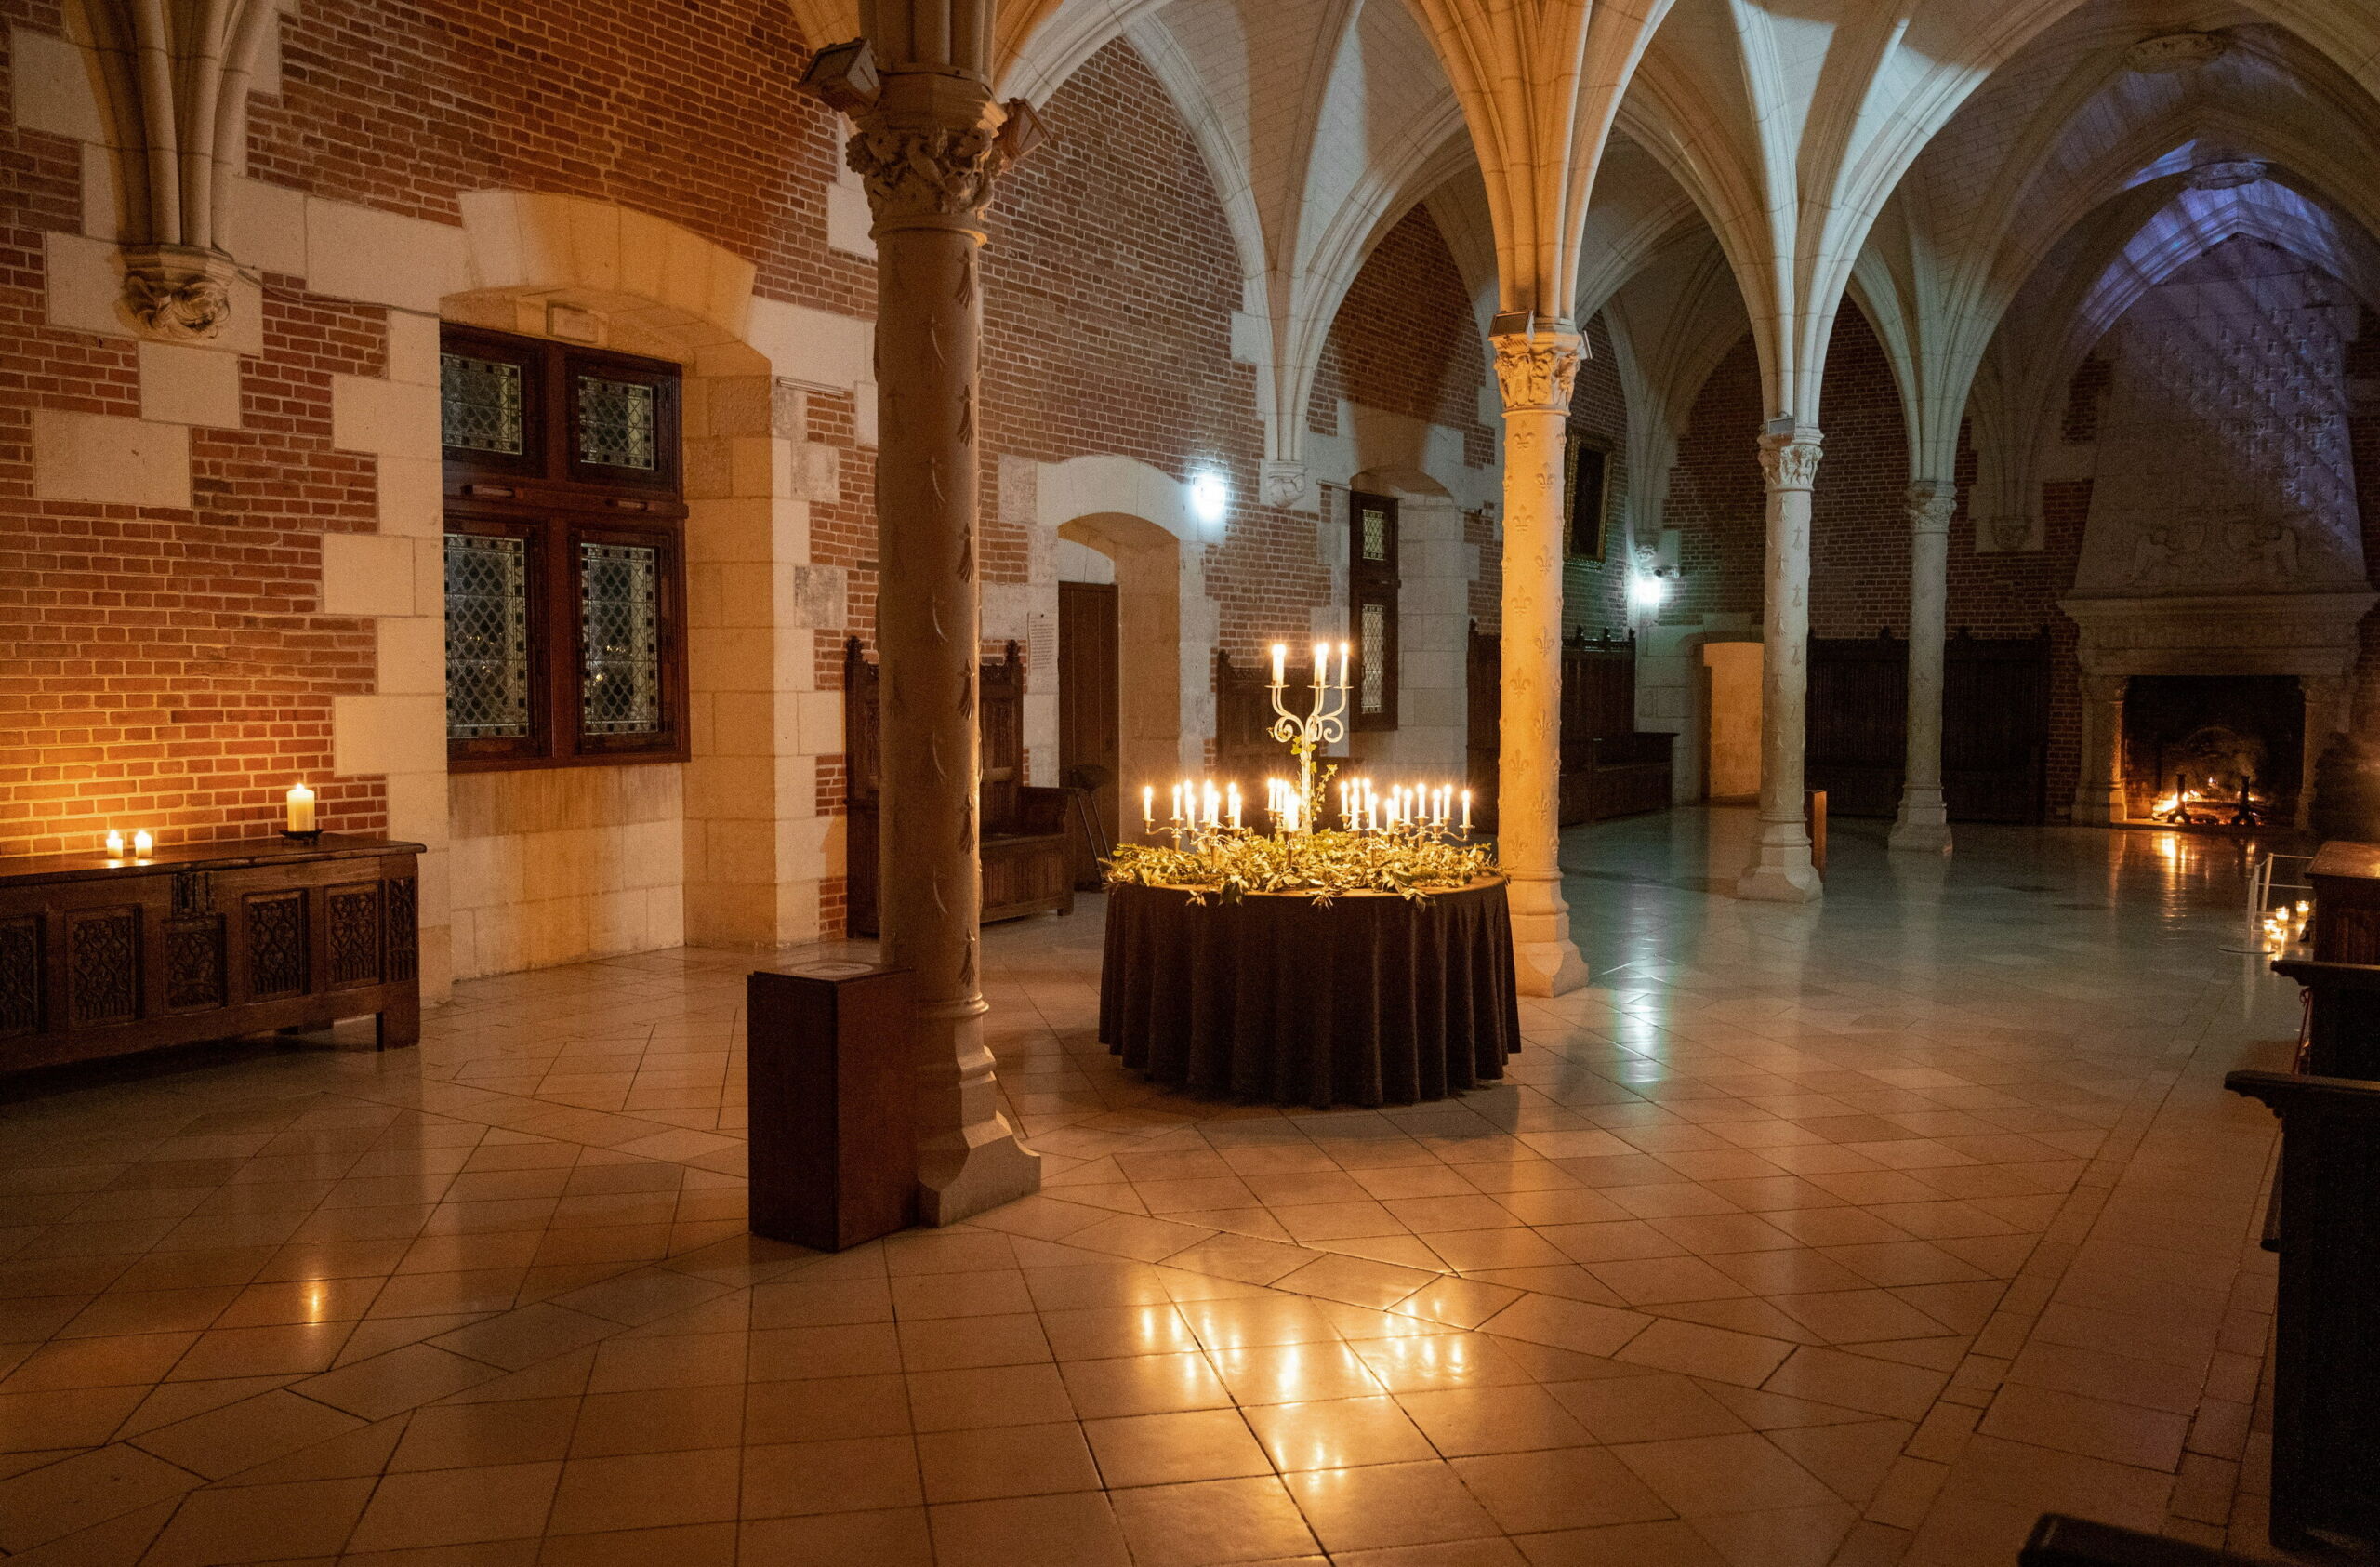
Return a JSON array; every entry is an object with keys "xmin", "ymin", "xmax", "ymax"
[
  {"xmin": 116, "ymin": 244, "xmax": 242, "ymax": 342},
  {"xmin": 1260, "ymin": 460, "xmax": 1307, "ymax": 509}
]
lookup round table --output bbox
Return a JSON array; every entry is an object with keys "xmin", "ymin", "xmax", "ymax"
[{"xmin": 1098, "ymin": 877, "xmax": 1523, "ymax": 1109}]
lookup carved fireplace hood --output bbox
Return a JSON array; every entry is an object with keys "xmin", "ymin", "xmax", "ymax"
[{"xmin": 2062, "ymin": 589, "xmax": 2376, "ymax": 682}]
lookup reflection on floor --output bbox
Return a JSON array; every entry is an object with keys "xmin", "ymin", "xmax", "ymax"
[{"xmin": 0, "ymin": 807, "xmax": 2300, "ymax": 1566}]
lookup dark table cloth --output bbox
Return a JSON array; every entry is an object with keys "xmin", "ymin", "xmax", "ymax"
[{"xmin": 1099, "ymin": 878, "xmax": 1523, "ymax": 1109}]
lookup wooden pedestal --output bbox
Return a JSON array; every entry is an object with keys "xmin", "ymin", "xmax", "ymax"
[{"xmin": 747, "ymin": 963, "xmax": 917, "ymax": 1251}]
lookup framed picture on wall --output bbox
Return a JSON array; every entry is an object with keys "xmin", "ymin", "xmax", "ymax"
[{"xmin": 1564, "ymin": 436, "xmax": 1611, "ymax": 561}]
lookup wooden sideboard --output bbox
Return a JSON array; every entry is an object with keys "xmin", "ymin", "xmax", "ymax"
[{"xmin": 0, "ymin": 835, "xmax": 424, "ymax": 1072}]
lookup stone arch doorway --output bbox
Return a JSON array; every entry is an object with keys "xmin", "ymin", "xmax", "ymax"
[{"xmin": 1057, "ymin": 512, "xmax": 1185, "ymax": 840}]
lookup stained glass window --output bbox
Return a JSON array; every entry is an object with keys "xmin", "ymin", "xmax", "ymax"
[
  {"xmin": 445, "ymin": 535, "xmax": 531, "ymax": 739},
  {"xmin": 580, "ymin": 542, "xmax": 662, "ymax": 735},
  {"xmin": 441, "ymin": 354, "xmax": 524, "ymax": 456},
  {"xmin": 1360, "ymin": 601, "xmax": 1388, "ymax": 714},
  {"xmin": 577, "ymin": 376, "xmax": 658, "ymax": 470}
]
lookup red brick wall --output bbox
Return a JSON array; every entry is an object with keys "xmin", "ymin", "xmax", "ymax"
[
  {"xmin": 1565, "ymin": 314, "xmax": 1630, "ymax": 638},
  {"xmin": 1310, "ymin": 206, "xmax": 1495, "ymax": 469},
  {"xmin": 0, "ymin": 19, "xmax": 389, "ymax": 856}
]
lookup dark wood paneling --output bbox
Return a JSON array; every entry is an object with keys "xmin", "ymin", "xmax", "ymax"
[
  {"xmin": 842, "ymin": 641, "xmax": 1075, "ymax": 938},
  {"xmin": 1806, "ymin": 631, "xmax": 2049, "ymax": 823},
  {"xmin": 1059, "ymin": 581, "xmax": 1120, "ymax": 885},
  {"xmin": 1467, "ymin": 627, "xmax": 1673, "ymax": 829}
]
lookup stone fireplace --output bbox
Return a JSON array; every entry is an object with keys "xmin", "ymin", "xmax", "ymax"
[
  {"xmin": 2118, "ymin": 674, "xmax": 2303, "ymax": 824},
  {"xmin": 2059, "ymin": 240, "xmax": 2374, "ymax": 828}
]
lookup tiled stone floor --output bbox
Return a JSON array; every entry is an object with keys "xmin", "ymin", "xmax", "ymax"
[{"xmin": 0, "ymin": 807, "xmax": 2303, "ymax": 1566}]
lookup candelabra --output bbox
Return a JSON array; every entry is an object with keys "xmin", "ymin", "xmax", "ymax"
[{"xmin": 1270, "ymin": 641, "xmax": 1349, "ymax": 831}]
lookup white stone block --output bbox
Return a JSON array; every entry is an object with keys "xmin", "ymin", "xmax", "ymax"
[
  {"xmin": 307, "ymin": 198, "xmax": 469, "ymax": 311},
  {"xmin": 221, "ymin": 176, "xmax": 309, "ymax": 278},
  {"xmin": 826, "ymin": 180, "xmax": 874, "ymax": 258},
  {"xmin": 790, "ymin": 442, "xmax": 840, "ymax": 503},
  {"xmin": 80, "ymin": 141, "xmax": 119, "ymax": 242},
  {"xmin": 377, "ymin": 616, "xmax": 445, "ymax": 695},
  {"xmin": 332, "ymin": 692, "xmax": 446, "ymax": 777},
  {"xmin": 378, "ymin": 454, "xmax": 443, "ymax": 538},
  {"xmin": 386, "ymin": 310, "xmax": 442, "ymax": 385},
  {"xmin": 332, "ymin": 374, "xmax": 440, "ymax": 458},
  {"xmin": 10, "ymin": 28, "xmax": 105, "ymax": 140},
  {"xmin": 33, "ymin": 410, "xmax": 189, "ymax": 507},
  {"xmin": 384, "ymin": 768, "xmax": 450, "ymax": 851},
  {"xmin": 321, "ymin": 534, "xmax": 418, "ymax": 617},
  {"xmin": 139, "ymin": 342, "xmax": 243, "ymax": 428},
  {"xmin": 747, "ymin": 298, "xmax": 870, "ymax": 390},
  {"xmin": 793, "ymin": 690, "xmax": 843, "ymax": 758},
  {"xmin": 45, "ymin": 231, "xmax": 129, "ymax": 339}
]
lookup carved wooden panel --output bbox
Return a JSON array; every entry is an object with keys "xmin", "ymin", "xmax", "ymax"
[
  {"xmin": 165, "ymin": 920, "xmax": 226, "ymax": 1011},
  {"xmin": 245, "ymin": 892, "xmax": 309, "ymax": 998},
  {"xmin": 68, "ymin": 908, "xmax": 139, "ymax": 1027},
  {"xmin": 327, "ymin": 883, "xmax": 382, "ymax": 989},
  {"xmin": 0, "ymin": 916, "xmax": 39, "ymax": 1037},
  {"xmin": 385, "ymin": 878, "xmax": 418, "ymax": 982}
]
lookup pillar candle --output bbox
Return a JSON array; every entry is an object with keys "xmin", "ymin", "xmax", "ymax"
[
  {"xmin": 1143, "ymin": 786, "xmax": 1155, "ymax": 831},
  {"xmin": 1271, "ymin": 643, "xmax": 1287, "ymax": 687},
  {"xmin": 132, "ymin": 830, "xmax": 152, "ymax": 857},
  {"xmin": 1338, "ymin": 642, "xmax": 1351, "ymax": 689},
  {"xmin": 1227, "ymin": 783, "xmax": 1241, "ymax": 830},
  {"xmin": 104, "ymin": 830, "xmax": 123, "ymax": 857},
  {"xmin": 285, "ymin": 781, "xmax": 316, "ymax": 834},
  {"xmin": 1312, "ymin": 641, "xmax": 1329, "ymax": 690}
]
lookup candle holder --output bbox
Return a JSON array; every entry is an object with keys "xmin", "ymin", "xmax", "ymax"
[
  {"xmin": 1270, "ymin": 646, "xmax": 1350, "ymax": 831},
  {"xmin": 281, "ymin": 829, "xmax": 323, "ymax": 845}
]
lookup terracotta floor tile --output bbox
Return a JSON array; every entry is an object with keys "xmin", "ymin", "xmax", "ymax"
[
  {"xmin": 568, "ymin": 1383, "xmax": 745, "ymax": 1456},
  {"xmin": 740, "ymin": 1434, "xmax": 922, "ymax": 1518},
  {"xmin": 1399, "ymin": 1384, "xmax": 1595, "ymax": 1455},
  {"xmin": 929, "ymin": 1491, "xmax": 1132, "ymax": 1567},
  {"xmin": 1548, "ymin": 1374, "xmax": 1751, "ymax": 1443},
  {"xmin": 1084, "ymin": 1408, "xmax": 1272, "ymax": 1486},
  {"xmin": 1450, "ymin": 1446, "xmax": 1676, "ymax": 1534},
  {"xmin": 1108, "ymin": 1475, "xmax": 1322, "ymax": 1566},
  {"xmin": 1608, "ymin": 1432, "xmax": 1840, "ymax": 1515},
  {"xmin": 1244, "ymin": 1395, "xmax": 1439, "ymax": 1470},
  {"xmin": 918, "ymin": 1419, "xmax": 1102, "ymax": 1502},
  {"xmin": 739, "ymin": 1507, "xmax": 933, "ymax": 1567},
  {"xmin": 391, "ymin": 1395, "xmax": 580, "ymax": 1470},
  {"xmin": 1211, "ymin": 1340, "xmax": 1386, "ymax": 1405},
  {"xmin": 344, "ymin": 1460, "xmax": 562, "ymax": 1552},
  {"xmin": 548, "ymin": 1446, "xmax": 743, "ymax": 1533},
  {"xmin": 1287, "ymin": 1458, "xmax": 1505, "ymax": 1551},
  {"xmin": 1061, "ymin": 1351, "xmax": 1235, "ymax": 1419},
  {"xmin": 140, "ymin": 1475, "xmax": 377, "ymax": 1567}
]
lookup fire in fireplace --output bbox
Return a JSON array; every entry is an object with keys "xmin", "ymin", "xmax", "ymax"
[{"xmin": 2121, "ymin": 675, "xmax": 2304, "ymax": 827}]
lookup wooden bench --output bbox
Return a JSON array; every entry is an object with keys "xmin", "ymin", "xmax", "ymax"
[{"xmin": 842, "ymin": 639, "xmax": 1075, "ymax": 938}]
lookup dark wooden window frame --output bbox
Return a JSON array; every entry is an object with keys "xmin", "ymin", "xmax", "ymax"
[
  {"xmin": 1564, "ymin": 434, "xmax": 1612, "ymax": 562},
  {"xmin": 1349, "ymin": 488, "xmax": 1400, "ymax": 732},
  {"xmin": 442, "ymin": 325, "xmax": 689, "ymax": 771}
]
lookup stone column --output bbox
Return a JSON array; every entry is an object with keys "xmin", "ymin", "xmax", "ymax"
[
  {"xmin": 2299, "ymin": 675, "xmax": 2349, "ymax": 830},
  {"xmin": 847, "ymin": 68, "xmax": 1038, "ymax": 1223},
  {"xmin": 2072, "ymin": 673, "xmax": 2128, "ymax": 826},
  {"xmin": 1490, "ymin": 321, "xmax": 1590, "ymax": 995},
  {"xmin": 1737, "ymin": 424, "xmax": 1825, "ymax": 902},
  {"xmin": 1890, "ymin": 481, "xmax": 1957, "ymax": 854}
]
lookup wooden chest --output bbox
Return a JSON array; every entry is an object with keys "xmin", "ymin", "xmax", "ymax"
[{"xmin": 0, "ymin": 835, "xmax": 424, "ymax": 1072}]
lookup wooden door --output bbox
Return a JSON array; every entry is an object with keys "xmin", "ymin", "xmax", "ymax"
[{"xmin": 1058, "ymin": 582, "xmax": 1121, "ymax": 848}]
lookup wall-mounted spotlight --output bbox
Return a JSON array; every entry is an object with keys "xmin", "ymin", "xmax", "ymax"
[
  {"xmin": 1190, "ymin": 473, "xmax": 1230, "ymax": 528},
  {"xmin": 1630, "ymin": 542, "xmax": 1680, "ymax": 614}
]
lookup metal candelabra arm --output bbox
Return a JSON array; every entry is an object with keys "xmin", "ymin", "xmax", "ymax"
[{"xmin": 1268, "ymin": 675, "xmax": 1350, "ymax": 830}]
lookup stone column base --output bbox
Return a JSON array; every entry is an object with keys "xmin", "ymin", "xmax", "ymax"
[
  {"xmin": 2070, "ymin": 785, "xmax": 2125, "ymax": 827},
  {"xmin": 1513, "ymin": 937, "xmax": 1591, "ymax": 997},
  {"xmin": 1889, "ymin": 791, "xmax": 1951, "ymax": 854},
  {"xmin": 1737, "ymin": 823, "xmax": 1823, "ymax": 902},
  {"xmin": 917, "ymin": 1120, "xmax": 1041, "ymax": 1226}
]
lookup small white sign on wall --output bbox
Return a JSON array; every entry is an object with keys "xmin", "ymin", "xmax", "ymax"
[{"xmin": 1026, "ymin": 612, "xmax": 1058, "ymax": 684}]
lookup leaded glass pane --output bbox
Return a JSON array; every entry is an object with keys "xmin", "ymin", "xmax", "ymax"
[
  {"xmin": 580, "ymin": 542, "xmax": 662, "ymax": 735},
  {"xmin": 1360, "ymin": 601, "xmax": 1388, "ymax": 714},
  {"xmin": 441, "ymin": 354, "xmax": 524, "ymax": 455},
  {"xmin": 576, "ymin": 376, "xmax": 658, "ymax": 470},
  {"xmin": 445, "ymin": 535, "xmax": 531, "ymax": 739},
  {"xmin": 1360, "ymin": 504, "xmax": 1389, "ymax": 563}
]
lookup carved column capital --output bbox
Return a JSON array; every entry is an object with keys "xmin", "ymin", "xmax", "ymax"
[
  {"xmin": 844, "ymin": 74, "xmax": 1038, "ymax": 237},
  {"xmin": 1757, "ymin": 425, "xmax": 1824, "ymax": 490},
  {"xmin": 1489, "ymin": 325, "xmax": 1584, "ymax": 415},
  {"xmin": 1905, "ymin": 481, "xmax": 1957, "ymax": 534},
  {"xmin": 117, "ymin": 244, "xmax": 243, "ymax": 343}
]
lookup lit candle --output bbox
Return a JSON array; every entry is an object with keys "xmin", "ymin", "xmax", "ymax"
[
  {"xmin": 1144, "ymin": 786, "xmax": 1155, "ymax": 831},
  {"xmin": 1227, "ymin": 783, "xmax": 1241, "ymax": 830},
  {"xmin": 1313, "ymin": 641, "xmax": 1329, "ymax": 690},
  {"xmin": 1338, "ymin": 642, "xmax": 1351, "ymax": 689},
  {"xmin": 132, "ymin": 830, "xmax": 152, "ymax": 858},
  {"xmin": 104, "ymin": 830, "xmax": 123, "ymax": 857},
  {"xmin": 1205, "ymin": 782, "xmax": 1221, "ymax": 828},
  {"xmin": 1171, "ymin": 783, "xmax": 1183, "ymax": 825},
  {"xmin": 1461, "ymin": 789, "xmax": 1472, "ymax": 830},
  {"xmin": 1271, "ymin": 643, "xmax": 1287, "ymax": 688},
  {"xmin": 285, "ymin": 781, "xmax": 316, "ymax": 834}
]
